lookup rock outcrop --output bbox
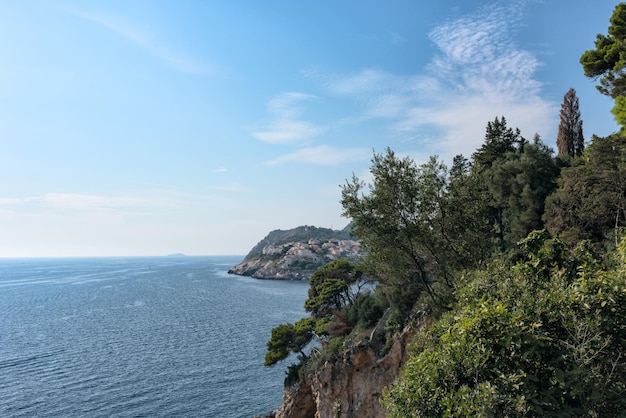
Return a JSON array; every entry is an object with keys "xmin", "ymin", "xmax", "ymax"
[
  {"xmin": 272, "ymin": 326, "xmax": 418, "ymax": 418},
  {"xmin": 229, "ymin": 225, "xmax": 366, "ymax": 280}
]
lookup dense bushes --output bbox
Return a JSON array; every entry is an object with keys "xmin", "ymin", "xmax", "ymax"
[{"xmin": 382, "ymin": 232, "xmax": 626, "ymax": 417}]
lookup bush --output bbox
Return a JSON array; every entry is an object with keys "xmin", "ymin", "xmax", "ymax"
[
  {"xmin": 285, "ymin": 362, "xmax": 304, "ymax": 387},
  {"xmin": 383, "ymin": 233, "xmax": 626, "ymax": 417},
  {"xmin": 346, "ymin": 290, "xmax": 387, "ymax": 328}
]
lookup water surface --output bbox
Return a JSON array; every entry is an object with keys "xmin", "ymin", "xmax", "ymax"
[{"xmin": 0, "ymin": 256, "xmax": 308, "ymax": 417}]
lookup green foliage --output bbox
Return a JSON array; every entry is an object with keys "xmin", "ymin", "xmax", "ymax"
[
  {"xmin": 341, "ymin": 149, "xmax": 493, "ymax": 320},
  {"xmin": 613, "ymin": 95, "xmax": 626, "ymax": 127},
  {"xmin": 465, "ymin": 118, "xmax": 560, "ymax": 250},
  {"xmin": 346, "ymin": 289, "xmax": 388, "ymax": 329},
  {"xmin": 544, "ymin": 133, "xmax": 626, "ymax": 244},
  {"xmin": 288, "ymin": 259, "xmax": 322, "ymax": 270},
  {"xmin": 264, "ymin": 323, "xmax": 296, "ymax": 366},
  {"xmin": 472, "ymin": 116, "xmax": 525, "ymax": 169},
  {"xmin": 482, "ymin": 136, "xmax": 560, "ymax": 246},
  {"xmin": 263, "ymin": 7, "xmax": 626, "ymax": 403},
  {"xmin": 284, "ymin": 362, "xmax": 304, "ymax": 387},
  {"xmin": 340, "ymin": 125, "xmax": 559, "ymax": 326},
  {"xmin": 383, "ymin": 232, "xmax": 626, "ymax": 417},
  {"xmin": 265, "ymin": 260, "xmax": 369, "ymax": 370},
  {"xmin": 580, "ymin": 3, "xmax": 626, "ymax": 128},
  {"xmin": 305, "ymin": 259, "xmax": 365, "ymax": 319},
  {"xmin": 264, "ymin": 317, "xmax": 316, "ymax": 367}
]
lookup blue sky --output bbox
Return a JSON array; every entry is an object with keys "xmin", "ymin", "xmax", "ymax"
[{"xmin": 0, "ymin": 0, "xmax": 620, "ymax": 257}]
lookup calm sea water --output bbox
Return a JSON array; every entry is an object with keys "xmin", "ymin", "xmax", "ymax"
[{"xmin": 0, "ymin": 256, "xmax": 309, "ymax": 418}]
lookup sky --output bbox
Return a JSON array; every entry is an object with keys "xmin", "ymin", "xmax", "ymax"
[{"xmin": 0, "ymin": 0, "xmax": 621, "ymax": 257}]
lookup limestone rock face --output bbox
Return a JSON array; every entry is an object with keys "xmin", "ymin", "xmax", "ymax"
[
  {"xmin": 273, "ymin": 327, "xmax": 417, "ymax": 418},
  {"xmin": 228, "ymin": 257, "xmax": 313, "ymax": 280}
]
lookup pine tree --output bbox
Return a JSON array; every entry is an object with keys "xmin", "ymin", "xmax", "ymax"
[
  {"xmin": 472, "ymin": 116, "xmax": 524, "ymax": 168},
  {"xmin": 580, "ymin": 3, "xmax": 626, "ymax": 126},
  {"xmin": 556, "ymin": 88, "xmax": 584, "ymax": 157}
]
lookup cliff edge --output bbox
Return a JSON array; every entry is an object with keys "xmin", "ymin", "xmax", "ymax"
[{"xmin": 267, "ymin": 324, "xmax": 418, "ymax": 418}]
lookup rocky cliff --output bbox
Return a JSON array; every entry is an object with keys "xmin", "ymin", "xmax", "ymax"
[
  {"xmin": 229, "ymin": 225, "xmax": 366, "ymax": 280},
  {"xmin": 243, "ymin": 224, "xmax": 417, "ymax": 418},
  {"xmin": 269, "ymin": 325, "xmax": 418, "ymax": 418}
]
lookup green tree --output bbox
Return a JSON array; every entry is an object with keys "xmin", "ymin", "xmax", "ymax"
[
  {"xmin": 544, "ymin": 133, "xmax": 626, "ymax": 244},
  {"xmin": 341, "ymin": 150, "xmax": 487, "ymax": 319},
  {"xmin": 264, "ymin": 317, "xmax": 316, "ymax": 366},
  {"xmin": 495, "ymin": 136, "xmax": 560, "ymax": 244},
  {"xmin": 471, "ymin": 119, "xmax": 558, "ymax": 249},
  {"xmin": 305, "ymin": 259, "xmax": 365, "ymax": 319},
  {"xmin": 556, "ymin": 88, "xmax": 585, "ymax": 157},
  {"xmin": 346, "ymin": 288, "xmax": 387, "ymax": 328},
  {"xmin": 472, "ymin": 116, "xmax": 524, "ymax": 169},
  {"xmin": 580, "ymin": 3, "xmax": 626, "ymax": 126},
  {"xmin": 265, "ymin": 260, "xmax": 368, "ymax": 367},
  {"xmin": 341, "ymin": 149, "xmax": 437, "ymax": 313},
  {"xmin": 471, "ymin": 117, "xmax": 527, "ymax": 248}
]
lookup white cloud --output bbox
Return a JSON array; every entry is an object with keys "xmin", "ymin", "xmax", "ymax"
[
  {"xmin": 68, "ymin": 9, "xmax": 148, "ymax": 45},
  {"xmin": 68, "ymin": 9, "xmax": 208, "ymax": 75},
  {"xmin": 312, "ymin": 1, "xmax": 556, "ymax": 162},
  {"xmin": 325, "ymin": 69, "xmax": 394, "ymax": 96},
  {"xmin": 251, "ymin": 92, "xmax": 324, "ymax": 144},
  {"xmin": 0, "ymin": 193, "xmax": 156, "ymax": 215},
  {"xmin": 265, "ymin": 145, "xmax": 371, "ymax": 166},
  {"xmin": 43, "ymin": 193, "xmax": 137, "ymax": 211},
  {"xmin": 427, "ymin": 3, "xmax": 540, "ymax": 98},
  {"xmin": 217, "ymin": 182, "xmax": 248, "ymax": 193}
]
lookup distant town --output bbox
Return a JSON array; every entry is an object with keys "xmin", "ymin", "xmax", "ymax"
[
  {"xmin": 229, "ymin": 226, "xmax": 367, "ymax": 280},
  {"xmin": 262, "ymin": 238, "xmax": 364, "ymax": 267}
]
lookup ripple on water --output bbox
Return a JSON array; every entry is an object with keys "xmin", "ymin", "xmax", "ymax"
[{"xmin": 0, "ymin": 256, "xmax": 309, "ymax": 417}]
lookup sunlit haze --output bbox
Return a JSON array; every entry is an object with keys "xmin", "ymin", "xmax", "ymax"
[{"xmin": 0, "ymin": 0, "xmax": 619, "ymax": 257}]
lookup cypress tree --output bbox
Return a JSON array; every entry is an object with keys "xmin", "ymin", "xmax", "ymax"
[{"xmin": 556, "ymin": 88, "xmax": 584, "ymax": 157}]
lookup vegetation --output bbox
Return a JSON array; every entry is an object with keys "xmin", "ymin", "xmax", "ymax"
[
  {"xmin": 544, "ymin": 133, "xmax": 626, "ymax": 245},
  {"xmin": 383, "ymin": 232, "xmax": 626, "ymax": 417},
  {"xmin": 264, "ymin": 259, "xmax": 384, "ymax": 368},
  {"xmin": 581, "ymin": 2, "xmax": 626, "ymax": 127},
  {"xmin": 556, "ymin": 88, "xmax": 585, "ymax": 158},
  {"xmin": 263, "ymin": 3, "xmax": 626, "ymax": 416}
]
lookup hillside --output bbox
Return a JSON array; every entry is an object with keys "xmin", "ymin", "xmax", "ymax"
[{"xmin": 228, "ymin": 224, "xmax": 365, "ymax": 280}]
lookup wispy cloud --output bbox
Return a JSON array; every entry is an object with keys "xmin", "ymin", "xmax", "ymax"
[
  {"xmin": 310, "ymin": 1, "xmax": 555, "ymax": 161},
  {"xmin": 265, "ymin": 145, "xmax": 370, "ymax": 166},
  {"xmin": 0, "ymin": 190, "xmax": 238, "ymax": 219},
  {"xmin": 324, "ymin": 69, "xmax": 398, "ymax": 96},
  {"xmin": 255, "ymin": 2, "xmax": 554, "ymax": 165},
  {"xmin": 0, "ymin": 193, "xmax": 153, "ymax": 214},
  {"xmin": 0, "ymin": 191, "xmax": 243, "ymax": 256},
  {"xmin": 427, "ymin": 2, "xmax": 539, "ymax": 97},
  {"xmin": 44, "ymin": 193, "xmax": 152, "ymax": 212},
  {"xmin": 217, "ymin": 182, "xmax": 248, "ymax": 192},
  {"xmin": 389, "ymin": 31, "xmax": 407, "ymax": 45},
  {"xmin": 251, "ymin": 92, "xmax": 324, "ymax": 144},
  {"xmin": 68, "ymin": 9, "xmax": 208, "ymax": 75}
]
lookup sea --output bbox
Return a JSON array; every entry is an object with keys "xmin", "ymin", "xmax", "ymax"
[{"xmin": 0, "ymin": 256, "xmax": 310, "ymax": 418}]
